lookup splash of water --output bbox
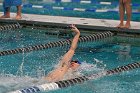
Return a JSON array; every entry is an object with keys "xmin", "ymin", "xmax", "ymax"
[
  {"xmin": 0, "ymin": 73, "xmax": 48, "ymax": 93},
  {"xmin": 16, "ymin": 45, "xmax": 25, "ymax": 76},
  {"xmin": 78, "ymin": 58, "xmax": 106, "ymax": 77}
]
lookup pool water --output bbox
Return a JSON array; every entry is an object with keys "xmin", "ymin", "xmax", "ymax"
[
  {"xmin": 22, "ymin": 0, "xmax": 140, "ymax": 22},
  {"xmin": 0, "ymin": 28, "xmax": 65, "ymax": 50},
  {"xmin": 0, "ymin": 0, "xmax": 140, "ymax": 21},
  {"xmin": 0, "ymin": 28, "xmax": 140, "ymax": 93}
]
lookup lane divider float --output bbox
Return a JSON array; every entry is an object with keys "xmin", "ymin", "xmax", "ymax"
[
  {"xmin": 0, "ymin": 23, "xmax": 22, "ymax": 31},
  {"xmin": 0, "ymin": 31, "xmax": 114, "ymax": 56},
  {"xmin": 10, "ymin": 61, "xmax": 140, "ymax": 93}
]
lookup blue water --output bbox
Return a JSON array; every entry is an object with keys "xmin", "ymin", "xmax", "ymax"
[
  {"xmin": 0, "ymin": 0, "xmax": 140, "ymax": 21},
  {"xmin": 22, "ymin": 1, "xmax": 140, "ymax": 22},
  {"xmin": 0, "ymin": 28, "xmax": 140, "ymax": 93},
  {"xmin": 0, "ymin": 28, "xmax": 65, "ymax": 50}
]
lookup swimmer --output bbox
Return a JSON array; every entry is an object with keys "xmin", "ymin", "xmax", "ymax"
[
  {"xmin": 44, "ymin": 24, "xmax": 82, "ymax": 82},
  {"xmin": 117, "ymin": 0, "xmax": 131, "ymax": 29}
]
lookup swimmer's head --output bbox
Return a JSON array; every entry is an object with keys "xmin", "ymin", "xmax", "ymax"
[{"xmin": 70, "ymin": 60, "xmax": 81, "ymax": 70}]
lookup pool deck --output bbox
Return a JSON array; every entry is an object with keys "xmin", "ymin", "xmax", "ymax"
[{"xmin": 0, "ymin": 12, "xmax": 140, "ymax": 33}]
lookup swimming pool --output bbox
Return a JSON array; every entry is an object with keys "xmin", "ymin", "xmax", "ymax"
[
  {"xmin": 0, "ymin": 0, "xmax": 140, "ymax": 21},
  {"xmin": 0, "ymin": 27, "xmax": 140, "ymax": 93},
  {"xmin": 0, "ymin": 27, "xmax": 66, "ymax": 50}
]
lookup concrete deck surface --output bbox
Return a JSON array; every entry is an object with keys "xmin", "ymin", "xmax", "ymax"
[{"xmin": 0, "ymin": 12, "xmax": 140, "ymax": 31}]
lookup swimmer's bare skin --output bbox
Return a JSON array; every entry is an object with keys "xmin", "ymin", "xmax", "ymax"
[{"xmin": 44, "ymin": 24, "xmax": 80, "ymax": 82}]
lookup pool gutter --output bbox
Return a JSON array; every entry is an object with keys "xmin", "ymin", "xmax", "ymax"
[{"xmin": 0, "ymin": 13, "xmax": 140, "ymax": 34}]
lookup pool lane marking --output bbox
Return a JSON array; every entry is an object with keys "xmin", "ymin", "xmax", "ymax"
[
  {"xmin": 0, "ymin": 2, "xmax": 139, "ymax": 13},
  {"xmin": 20, "ymin": 3, "xmax": 140, "ymax": 14},
  {"xmin": 0, "ymin": 31, "xmax": 114, "ymax": 56},
  {"xmin": 0, "ymin": 23, "xmax": 22, "ymax": 31}
]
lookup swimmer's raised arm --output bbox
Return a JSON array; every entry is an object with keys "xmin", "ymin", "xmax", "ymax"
[
  {"xmin": 60, "ymin": 24, "xmax": 80, "ymax": 67},
  {"xmin": 70, "ymin": 24, "xmax": 80, "ymax": 51},
  {"xmin": 44, "ymin": 25, "xmax": 80, "ymax": 82}
]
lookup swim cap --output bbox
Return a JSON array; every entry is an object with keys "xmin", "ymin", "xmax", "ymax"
[{"xmin": 71, "ymin": 60, "xmax": 82, "ymax": 64}]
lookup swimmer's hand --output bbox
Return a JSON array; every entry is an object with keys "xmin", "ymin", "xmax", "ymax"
[{"xmin": 70, "ymin": 24, "xmax": 80, "ymax": 34}]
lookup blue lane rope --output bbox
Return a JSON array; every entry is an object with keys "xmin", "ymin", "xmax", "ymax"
[
  {"xmin": 0, "ymin": 1, "xmax": 139, "ymax": 6},
  {"xmin": 0, "ymin": 1, "xmax": 139, "ymax": 13},
  {"xmin": 24, "ymin": 0, "xmax": 140, "ymax": 6},
  {"xmin": 53, "ymin": 0, "xmax": 140, "ymax": 6},
  {"xmin": 54, "ymin": 0, "xmax": 117, "ymax": 5},
  {"xmin": 9, "ymin": 62, "xmax": 140, "ymax": 93},
  {"xmin": 20, "ymin": 3, "xmax": 140, "ymax": 14},
  {"xmin": 0, "ymin": 31, "xmax": 114, "ymax": 56}
]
